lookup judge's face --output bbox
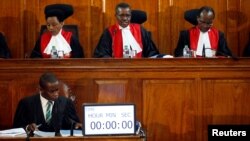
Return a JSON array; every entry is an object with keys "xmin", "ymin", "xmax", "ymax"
[
  {"xmin": 197, "ymin": 11, "xmax": 214, "ymax": 32},
  {"xmin": 41, "ymin": 81, "xmax": 59, "ymax": 101},
  {"xmin": 46, "ymin": 16, "xmax": 63, "ymax": 36},
  {"xmin": 116, "ymin": 7, "xmax": 131, "ymax": 28}
]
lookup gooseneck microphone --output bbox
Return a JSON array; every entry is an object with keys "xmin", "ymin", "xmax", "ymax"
[{"xmin": 54, "ymin": 101, "xmax": 61, "ymax": 136}]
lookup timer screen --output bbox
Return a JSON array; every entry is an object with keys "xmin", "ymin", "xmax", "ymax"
[{"xmin": 82, "ymin": 103, "xmax": 136, "ymax": 135}]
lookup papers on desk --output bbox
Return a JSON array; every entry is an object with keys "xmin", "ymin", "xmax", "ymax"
[
  {"xmin": 34, "ymin": 130, "xmax": 55, "ymax": 137},
  {"xmin": 33, "ymin": 130, "xmax": 82, "ymax": 137},
  {"xmin": 60, "ymin": 130, "xmax": 83, "ymax": 137},
  {"xmin": 0, "ymin": 128, "xmax": 26, "ymax": 137},
  {"xmin": 149, "ymin": 54, "xmax": 174, "ymax": 58},
  {"xmin": 0, "ymin": 128, "xmax": 82, "ymax": 137}
]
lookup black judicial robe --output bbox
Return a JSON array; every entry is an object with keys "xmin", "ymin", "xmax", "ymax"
[
  {"xmin": 0, "ymin": 32, "xmax": 11, "ymax": 58},
  {"xmin": 174, "ymin": 30, "xmax": 233, "ymax": 57},
  {"xmin": 13, "ymin": 94, "xmax": 80, "ymax": 132},
  {"xmin": 30, "ymin": 31, "xmax": 84, "ymax": 58},
  {"xmin": 93, "ymin": 25, "xmax": 159, "ymax": 58}
]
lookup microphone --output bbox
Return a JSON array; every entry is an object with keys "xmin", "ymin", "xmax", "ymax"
[
  {"xmin": 53, "ymin": 101, "xmax": 61, "ymax": 136},
  {"xmin": 69, "ymin": 118, "xmax": 76, "ymax": 136}
]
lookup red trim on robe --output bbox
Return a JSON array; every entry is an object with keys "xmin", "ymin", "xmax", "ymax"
[
  {"xmin": 108, "ymin": 23, "xmax": 143, "ymax": 58},
  {"xmin": 40, "ymin": 30, "xmax": 72, "ymax": 58},
  {"xmin": 189, "ymin": 26, "xmax": 219, "ymax": 51}
]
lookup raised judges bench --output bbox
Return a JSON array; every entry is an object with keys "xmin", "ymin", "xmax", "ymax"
[{"xmin": 0, "ymin": 58, "xmax": 250, "ymax": 141}]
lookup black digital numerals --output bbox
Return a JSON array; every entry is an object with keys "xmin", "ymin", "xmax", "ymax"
[{"xmin": 90, "ymin": 121, "xmax": 133, "ymax": 130}]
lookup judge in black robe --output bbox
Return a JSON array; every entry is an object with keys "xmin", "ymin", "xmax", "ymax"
[
  {"xmin": 30, "ymin": 4, "xmax": 84, "ymax": 58},
  {"xmin": 175, "ymin": 30, "xmax": 232, "ymax": 57},
  {"xmin": 93, "ymin": 26, "xmax": 159, "ymax": 58},
  {"xmin": 0, "ymin": 32, "xmax": 11, "ymax": 58},
  {"xmin": 174, "ymin": 6, "xmax": 233, "ymax": 58},
  {"xmin": 30, "ymin": 34, "xmax": 84, "ymax": 58},
  {"xmin": 93, "ymin": 2, "xmax": 159, "ymax": 58}
]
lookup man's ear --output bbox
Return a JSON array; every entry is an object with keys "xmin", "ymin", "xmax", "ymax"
[
  {"xmin": 39, "ymin": 86, "xmax": 44, "ymax": 94},
  {"xmin": 60, "ymin": 22, "xmax": 64, "ymax": 26}
]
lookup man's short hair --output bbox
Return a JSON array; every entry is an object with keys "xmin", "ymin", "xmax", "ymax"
[
  {"xmin": 39, "ymin": 72, "xmax": 59, "ymax": 89},
  {"xmin": 198, "ymin": 6, "xmax": 215, "ymax": 18},
  {"xmin": 115, "ymin": 2, "xmax": 131, "ymax": 14}
]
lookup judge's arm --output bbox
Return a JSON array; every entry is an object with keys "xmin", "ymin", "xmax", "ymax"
[
  {"xmin": 30, "ymin": 38, "xmax": 42, "ymax": 58},
  {"xmin": 174, "ymin": 31, "xmax": 189, "ymax": 57},
  {"xmin": 93, "ymin": 29, "xmax": 113, "ymax": 58},
  {"xmin": 216, "ymin": 31, "xmax": 233, "ymax": 57},
  {"xmin": 141, "ymin": 26, "xmax": 159, "ymax": 57},
  {"xmin": 70, "ymin": 35, "xmax": 84, "ymax": 58}
]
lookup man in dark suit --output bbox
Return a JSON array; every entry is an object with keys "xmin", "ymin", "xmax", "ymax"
[{"xmin": 13, "ymin": 72, "xmax": 81, "ymax": 135}]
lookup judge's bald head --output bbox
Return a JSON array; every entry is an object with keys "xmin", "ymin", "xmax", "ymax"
[
  {"xmin": 197, "ymin": 6, "xmax": 215, "ymax": 32},
  {"xmin": 198, "ymin": 6, "xmax": 215, "ymax": 19}
]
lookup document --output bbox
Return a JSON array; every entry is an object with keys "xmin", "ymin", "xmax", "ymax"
[
  {"xmin": 0, "ymin": 128, "xmax": 26, "ymax": 137},
  {"xmin": 33, "ymin": 130, "xmax": 55, "ymax": 137},
  {"xmin": 33, "ymin": 130, "xmax": 82, "ymax": 137},
  {"xmin": 60, "ymin": 130, "xmax": 83, "ymax": 137}
]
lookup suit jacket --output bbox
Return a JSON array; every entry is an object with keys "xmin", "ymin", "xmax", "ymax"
[
  {"xmin": 174, "ymin": 30, "xmax": 233, "ymax": 57},
  {"xmin": 13, "ymin": 93, "xmax": 80, "ymax": 132}
]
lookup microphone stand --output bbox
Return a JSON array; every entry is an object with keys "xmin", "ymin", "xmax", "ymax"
[{"xmin": 202, "ymin": 44, "xmax": 206, "ymax": 58}]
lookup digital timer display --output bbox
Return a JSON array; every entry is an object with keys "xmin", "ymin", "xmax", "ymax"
[{"xmin": 82, "ymin": 103, "xmax": 136, "ymax": 135}]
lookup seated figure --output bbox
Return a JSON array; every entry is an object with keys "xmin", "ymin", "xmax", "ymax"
[
  {"xmin": 93, "ymin": 2, "xmax": 159, "ymax": 58},
  {"xmin": 0, "ymin": 32, "xmax": 11, "ymax": 58},
  {"xmin": 174, "ymin": 6, "xmax": 233, "ymax": 58},
  {"xmin": 30, "ymin": 4, "xmax": 84, "ymax": 58}
]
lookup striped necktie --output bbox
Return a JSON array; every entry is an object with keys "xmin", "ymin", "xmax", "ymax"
[{"xmin": 45, "ymin": 100, "xmax": 53, "ymax": 123}]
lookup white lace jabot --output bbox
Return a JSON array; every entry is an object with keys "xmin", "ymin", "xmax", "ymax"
[
  {"xmin": 119, "ymin": 25, "xmax": 142, "ymax": 53},
  {"xmin": 43, "ymin": 29, "xmax": 72, "ymax": 55}
]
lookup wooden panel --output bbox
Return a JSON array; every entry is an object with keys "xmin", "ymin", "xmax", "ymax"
[
  {"xmin": 95, "ymin": 80, "xmax": 128, "ymax": 103},
  {"xmin": 0, "ymin": 58, "xmax": 250, "ymax": 141},
  {"xmin": 143, "ymin": 79, "xmax": 197, "ymax": 141},
  {"xmin": 0, "ymin": 0, "xmax": 24, "ymax": 58},
  {"xmin": 199, "ymin": 79, "xmax": 250, "ymax": 140},
  {"xmin": 0, "ymin": 0, "xmax": 249, "ymax": 57},
  {"xmin": 238, "ymin": 0, "xmax": 250, "ymax": 56},
  {"xmin": 0, "ymin": 81, "xmax": 11, "ymax": 130}
]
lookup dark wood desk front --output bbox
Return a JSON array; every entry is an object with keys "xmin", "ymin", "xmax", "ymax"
[
  {"xmin": 0, "ymin": 58, "xmax": 250, "ymax": 141},
  {"xmin": 0, "ymin": 136, "xmax": 143, "ymax": 141}
]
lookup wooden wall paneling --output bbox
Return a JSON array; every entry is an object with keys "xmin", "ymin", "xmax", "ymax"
[
  {"xmin": 238, "ymin": 0, "xmax": 250, "ymax": 56},
  {"xmin": 158, "ymin": 0, "xmax": 171, "ymax": 54},
  {"xmin": 169, "ymin": 0, "xmax": 189, "ymax": 55},
  {"xmin": 62, "ymin": 78, "xmax": 96, "ymax": 122},
  {"xmin": 143, "ymin": 79, "xmax": 197, "ymax": 141},
  {"xmin": 90, "ymin": 0, "xmax": 104, "ymax": 57},
  {"xmin": 0, "ymin": 0, "xmax": 24, "ymax": 58},
  {"xmin": 0, "ymin": 81, "xmax": 12, "ymax": 130},
  {"xmin": 226, "ymin": 0, "xmax": 241, "ymax": 56},
  {"xmin": 200, "ymin": 79, "xmax": 250, "ymax": 140},
  {"xmin": 23, "ymin": 0, "xmax": 40, "ymax": 58},
  {"xmin": 94, "ymin": 80, "xmax": 128, "ymax": 103}
]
